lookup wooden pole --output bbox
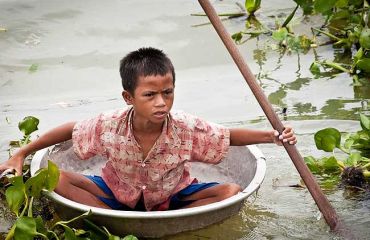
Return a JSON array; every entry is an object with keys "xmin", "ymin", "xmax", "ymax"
[{"xmin": 198, "ymin": 0, "xmax": 353, "ymax": 237}]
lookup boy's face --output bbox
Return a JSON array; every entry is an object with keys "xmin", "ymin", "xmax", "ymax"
[{"xmin": 122, "ymin": 73, "xmax": 174, "ymax": 125}]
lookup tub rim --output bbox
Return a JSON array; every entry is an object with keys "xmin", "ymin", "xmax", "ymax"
[{"xmin": 30, "ymin": 145, "xmax": 266, "ymax": 219}]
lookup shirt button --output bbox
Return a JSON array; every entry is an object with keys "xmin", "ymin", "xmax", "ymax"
[
  {"xmin": 141, "ymin": 163, "xmax": 146, "ymax": 167},
  {"xmin": 142, "ymin": 185, "xmax": 147, "ymax": 190}
]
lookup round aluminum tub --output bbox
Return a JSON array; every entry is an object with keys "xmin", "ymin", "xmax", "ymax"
[{"xmin": 30, "ymin": 141, "xmax": 266, "ymax": 238}]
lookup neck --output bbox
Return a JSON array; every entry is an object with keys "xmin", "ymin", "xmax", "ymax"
[{"xmin": 132, "ymin": 114, "xmax": 163, "ymax": 134}]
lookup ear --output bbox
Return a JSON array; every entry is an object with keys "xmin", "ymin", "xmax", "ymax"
[{"xmin": 122, "ymin": 91, "xmax": 133, "ymax": 105}]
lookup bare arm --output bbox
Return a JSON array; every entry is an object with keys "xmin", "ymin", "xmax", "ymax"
[
  {"xmin": 229, "ymin": 126, "xmax": 296, "ymax": 146},
  {"xmin": 0, "ymin": 122, "xmax": 76, "ymax": 176}
]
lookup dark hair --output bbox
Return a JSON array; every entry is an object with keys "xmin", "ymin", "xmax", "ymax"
[{"xmin": 119, "ymin": 47, "xmax": 175, "ymax": 94}]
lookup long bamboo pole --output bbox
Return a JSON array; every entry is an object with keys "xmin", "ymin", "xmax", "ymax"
[{"xmin": 198, "ymin": 0, "xmax": 353, "ymax": 238}]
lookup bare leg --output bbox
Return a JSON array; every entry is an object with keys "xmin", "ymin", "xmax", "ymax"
[
  {"xmin": 180, "ymin": 183, "xmax": 242, "ymax": 208},
  {"xmin": 54, "ymin": 170, "xmax": 112, "ymax": 209}
]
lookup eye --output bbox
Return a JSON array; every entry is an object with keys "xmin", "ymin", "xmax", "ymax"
[
  {"xmin": 164, "ymin": 89, "xmax": 173, "ymax": 95},
  {"xmin": 143, "ymin": 92, "xmax": 155, "ymax": 97}
]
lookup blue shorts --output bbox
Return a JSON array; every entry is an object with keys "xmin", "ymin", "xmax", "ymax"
[{"xmin": 85, "ymin": 175, "xmax": 218, "ymax": 211}]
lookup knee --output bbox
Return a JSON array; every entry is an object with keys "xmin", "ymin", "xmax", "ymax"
[
  {"xmin": 220, "ymin": 183, "xmax": 242, "ymax": 199},
  {"xmin": 55, "ymin": 170, "xmax": 68, "ymax": 192},
  {"xmin": 57, "ymin": 170, "xmax": 68, "ymax": 182}
]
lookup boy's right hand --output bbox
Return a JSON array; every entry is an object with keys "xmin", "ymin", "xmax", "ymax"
[{"xmin": 0, "ymin": 152, "xmax": 25, "ymax": 177}]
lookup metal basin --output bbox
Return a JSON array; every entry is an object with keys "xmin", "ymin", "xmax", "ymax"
[{"xmin": 30, "ymin": 141, "xmax": 266, "ymax": 238}]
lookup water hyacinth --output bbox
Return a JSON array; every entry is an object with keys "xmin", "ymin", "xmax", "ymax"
[
  {"xmin": 1, "ymin": 117, "xmax": 138, "ymax": 240},
  {"xmin": 304, "ymin": 114, "xmax": 370, "ymax": 190},
  {"xmin": 225, "ymin": 0, "xmax": 370, "ymax": 84}
]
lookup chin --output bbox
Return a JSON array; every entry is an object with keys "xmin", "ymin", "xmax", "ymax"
[{"xmin": 150, "ymin": 117, "xmax": 167, "ymax": 125}]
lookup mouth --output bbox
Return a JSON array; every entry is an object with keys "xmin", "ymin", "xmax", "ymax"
[{"xmin": 153, "ymin": 111, "xmax": 167, "ymax": 119}]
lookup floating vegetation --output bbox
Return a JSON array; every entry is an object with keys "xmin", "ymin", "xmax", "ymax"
[
  {"xmin": 206, "ymin": 0, "xmax": 370, "ymax": 85},
  {"xmin": 304, "ymin": 113, "xmax": 370, "ymax": 190},
  {"xmin": 1, "ymin": 117, "xmax": 138, "ymax": 240},
  {"xmin": 1, "ymin": 163, "xmax": 137, "ymax": 240},
  {"xmin": 28, "ymin": 64, "xmax": 39, "ymax": 73}
]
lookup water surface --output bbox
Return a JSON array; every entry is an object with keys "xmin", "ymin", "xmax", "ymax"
[{"xmin": 0, "ymin": 0, "xmax": 369, "ymax": 239}]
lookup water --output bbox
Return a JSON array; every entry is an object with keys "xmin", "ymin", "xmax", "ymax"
[{"xmin": 0, "ymin": 0, "xmax": 369, "ymax": 239}]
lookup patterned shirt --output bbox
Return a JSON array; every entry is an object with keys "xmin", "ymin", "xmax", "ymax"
[{"xmin": 72, "ymin": 108, "xmax": 230, "ymax": 210}]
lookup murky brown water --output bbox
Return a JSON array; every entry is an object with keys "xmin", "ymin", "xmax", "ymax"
[{"xmin": 1, "ymin": 0, "xmax": 369, "ymax": 239}]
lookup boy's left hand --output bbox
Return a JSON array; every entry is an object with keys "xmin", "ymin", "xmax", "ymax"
[{"xmin": 272, "ymin": 126, "xmax": 297, "ymax": 146}]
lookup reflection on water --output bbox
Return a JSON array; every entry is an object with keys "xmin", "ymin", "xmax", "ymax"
[
  {"xmin": 161, "ymin": 202, "xmax": 277, "ymax": 240},
  {"xmin": 293, "ymin": 102, "xmax": 317, "ymax": 115},
  {"xmin": 354, "ymin": 85, "xmax": 370, "ymax": 99},
  {"xmin": 268, "ymin": 86, "xmax": 287, "ymax": 107},
  {"xmin": 252, "ymin": 39, "xmax": 369, "ymax": 121}
]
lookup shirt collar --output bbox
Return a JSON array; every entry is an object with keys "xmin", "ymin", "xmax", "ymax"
[{"xmin": 120, "ymin": 108, "xmax": 181, "ymax": 149}]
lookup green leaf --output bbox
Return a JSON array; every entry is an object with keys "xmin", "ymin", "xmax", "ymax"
[
  {"xmin": 59, "ymin": 223, "xmax": 91, "ymax": 240},
  {"xmin": 28, "ymin": 64, "xmax": 38, "ymax": 73},
  {"xmin": 297, "ymin": 35, "xmax": 312, "ymax": 50},
  {"xmin": 35, "ymin": 216, "xmax": 48, "ymax": 236},
  {"xmin": 123, "ymin": 235, "xmax": 139, "ymax": 240},
  {"xmin": 351, "ymin": 131, "xmax": 370, "ymax": 147},
  {"xmin": 231, "ymin": 32, "xmax": 243, "ymax": 43},
  {"xmin": 286, "ymin": 36, "xmax": 300, "ymax": 50},
  {"xmin": 304, "ymin": 156, "xmax": 321, "ymax": 174},
  {"xmin": 354, "ymin": 47, "xmax": 363, "ymax": 63},
  {"xmin": 63, "ymin": 224, "xmax": 79, "ymax": 240},
  {"xmin": 320, "ymin": 175, "xmax": 340, "ymax": 189},
  {"xmin": 332, "ymin": 9, "xmax": 350, "ymax": 19},
  {"xmin": 75, "ymin": 229, "xmax": 90, "ymax": 237},
  {"xmin": 272, "ymin": 28, "xmax": 288, "ymax": 41},
  {"xmin": 314, "ymin": 128, "xmax": 341, "ymax": 152},
  {"xmin": 25, "ymin": 169, "xmax": 47, "ymax": 197},
  {"xmin": 345, "ymin": 152, "xmax": 362, "ymax": 166},
  {"xmin": 285, "ymin": 35, "xmax": 312, "ymax": 52},
  {"xmin": 335, "ymin": 0, "xmax": 348, "ymax": 8},
  {"xmin": 314, "ymin": 0, "xmax": 338, "ymax": 14},
  {"xmin": 360, "ymin": 114, "xmax": 370, "ymax": 131},
  {"xmin": 46, "ymin": 160, "xmax": 60, "ymax": 191},
  {"xmin": 245, "ymin": 0, "xmax": 261, "ymax": 15},
  {"xmin": 18, "ymin": 116, "xmax": 39, "ymax": 136},
  {"xmin": 322, "ymin": 156, "xmax": 340, "ymax": 172},
  {"xmin": 108, "ymin": 235, "xmax": 121, "ymax": 240},
  {"xmin": 293, "ymin": 0, "xmax": 314, "ymax": 15},
  {"xmin": 344, "ymin": 137, "xmax": 355, "ymax": 151},
  {"xmin": 359, "ymin": 28, "xmax": 370, "ymax": 49},
  {"xmin": 310, "ymin": 62, "xmax": 321, "ymax": 74},
  {"xmin": 5, "ymin": 176, "xmax": 26, "ymax": 216},
  {"xmin": 14, "ymin": 217, "xmax": 38, "ymax": 240},
  {"xmin": 356, "ymin": 58, "xmax": 370, "ymax": 73},
  {"xmin": 25, "ymin": 160, "xmax": 60, "ymax": 197}
]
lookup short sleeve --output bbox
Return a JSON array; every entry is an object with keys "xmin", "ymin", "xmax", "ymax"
[
  {"xmin": 190, "ymin": 117, "xmax": 230, "ymax": 164},
  {"xmin": 72, "ymin": 114, "xmax": 105, "ymax": 160}
]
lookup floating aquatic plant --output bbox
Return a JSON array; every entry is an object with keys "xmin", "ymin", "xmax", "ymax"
[
  {"xmin": 1, "ymin": 117, "xmax": 138, "ymax": 240},
  {"xmin": 304, "ymin": 113, "xmax": 370, "ymax": 190},
  {"xmin": 225, "ymin": 0, "xmax": 370, "ymax": 84}
]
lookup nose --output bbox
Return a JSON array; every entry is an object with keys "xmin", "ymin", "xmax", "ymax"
[{"xmin": 154, "ymin": 94, "xmax": 166, "ymax": 107}]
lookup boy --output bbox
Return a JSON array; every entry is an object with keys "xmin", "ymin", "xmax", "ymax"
[{"xmin": 0, "ymin": 47, "xmax": 296, "ymax": 211}]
